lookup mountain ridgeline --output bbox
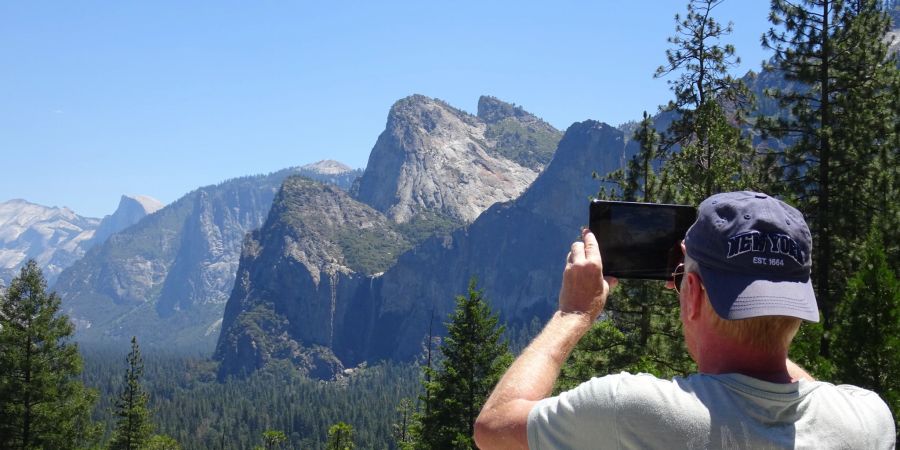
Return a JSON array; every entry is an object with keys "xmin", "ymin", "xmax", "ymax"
[
  {"xmin": 55, "ymin": 95, "xmax": 561, "ymax": 356},
  {"xmin": 54, "ymin": 163, "xmax": 363, "ymax": 351},
  {"xmin": 0, "ymin": 195, "xmax": 162, "ymax": 286},
  {"xmin": 215, "ymin": 113, "xmax": 629, "ymax": 379}
]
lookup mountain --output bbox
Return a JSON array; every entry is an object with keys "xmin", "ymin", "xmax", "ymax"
[
  {"xmin": 298, "ymin": 160, "xmax": 363, "ymax": 191},
  {"xmin": 89, "ymin": 195, "xmax": 164, "ymax": 247},
  {"xmin": 0, "ymin": 196, "xmax": 161, "ymax": 286},
  {"xmin": 214, "ymin": 176, "xmax": 409, "ymax": 378},
  {"xmin": 54, "ymin": 165, "xmax": 354, "ymax": 351},
  {"xmin": 215, "ymin": 120, "xmax": 630, "ymax": 378},
  {"xmin": 0, "ymin": 200, "xmax": 99, "ymax": 286},
  {"xmin": 352, "ymin": 95, "xmax": 561, "ymax": 225}
]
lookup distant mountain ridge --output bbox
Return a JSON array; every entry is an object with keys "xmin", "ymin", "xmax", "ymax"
[
  {"xmin": 0, "ymin": 195, "xmax": 161, "ymax": 286},
  {"xmin": 55, "ymin": 162, "xmax": 362, "ymax": 350},
  {"xmin": 90, "ymin": 195, "xmax": 164, "ymax": 247}
]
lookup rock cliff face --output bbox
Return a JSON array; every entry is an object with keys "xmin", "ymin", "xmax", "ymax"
[
  {"xmin": 215, "ymin": 176, "xmax": 407, "ymax": 378},
  {"xmin": 215, "ymin": 121, "xmax": 631, "ymax": 378},
  {"xmin": 364, "ymin": 121, "xmax": 630, "ymax": 361},
  {"xmin": 55, "ymin": 166, "xmax": 355, "ymax": 350},
  {"xmin": 353, "ymin": 95, "xmax": 560, "ymax": 224}
]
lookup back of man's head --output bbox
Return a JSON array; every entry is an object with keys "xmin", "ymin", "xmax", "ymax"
[
  {"xmin": 682, "ymin": 191, "xmax": 819, "ymax": 351},
  {"xmin": 683, "ymin": 254, "xmax": 801, "ymax": 353}
]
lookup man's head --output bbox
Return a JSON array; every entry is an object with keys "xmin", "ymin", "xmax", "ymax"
[
  {"xmin": 677, "ymin": 191, "xmax": 819, "ymax": 356},
  {"xmin": 683, "ymin": 191, "xmax": 819, "ymax": 322}
]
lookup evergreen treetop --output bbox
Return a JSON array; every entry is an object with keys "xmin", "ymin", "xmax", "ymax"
[{"xmin": 0, "ymin": 260, "xmax": 99, "ymax": 450}]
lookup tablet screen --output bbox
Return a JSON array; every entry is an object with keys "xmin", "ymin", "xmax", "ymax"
[{"xmin": 589, "ymin": 200, "xmax": 697, "ymax": 280}]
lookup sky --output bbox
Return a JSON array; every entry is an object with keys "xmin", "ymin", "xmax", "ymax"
[{"xmin": 0, "ymin": 1, "xmax": 773, "ymax": 218}]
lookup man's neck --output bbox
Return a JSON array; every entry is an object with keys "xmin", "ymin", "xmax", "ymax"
[{"xmin": 696, "ymin": 335, "xmax": 793, "ymax": 383}]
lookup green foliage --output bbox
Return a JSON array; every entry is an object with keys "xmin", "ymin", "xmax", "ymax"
[
  {"xmin": 109, "ymin": 337, "xmax": 153, "ymax": 450},
  {"xmin": 559, "ymin": 282, "xmax": 695, "ymax": 392},
  {"xmin": 484, "ymin": 117, "xmax": 562, "ymax": 170},
  {"xmin": 575, "ymin": 0, "xmax": 763, "ymax": 388},
  {"xmin": 412, "ymin": 279, "xmax": 513, "ymax": 449},
  {"xmin": 392, "ymin": 397, "xmax": 417, "ymax": 449},
  {"xmin": 143, "ymin": 434, "xmax": 181, "ymax": 450},
  {"xmin": 260, "ymin": 429, "xmax": 287, "ymax": 450},
  {"xmin": 830, "ymin": 228, "xmax": 900, "ymax": 433},
  {"xmin": 82, "ymin": 349, "xmax": 418, "ymax": 449},
  {"xmin": 664, "ymin": 101, "xmax": 758, "ymax": 203},
  {"xmin": 758, "ymin": 0, "xmax": 900, "ymax": 361},
  {"xmin": 336, "ymin": 226, "xmax": 412, "ymax": 275},
  {"xmin": 395, "ymin": 211, "xmax": 464, "ymax": 246},
  {"xmin": 655, "ymin": 0, "xmax": 753, "ymax": 149},
  {"xmin": 325, "ymin": 422, "xmax": 354, "ymax": 450},
  {"xmin": 0, "ymin": 261, "xmax": 100, "ymax": 449}
]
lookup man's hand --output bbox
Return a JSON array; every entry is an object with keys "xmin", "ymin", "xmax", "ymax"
[{"xmin": 558, "ymin": 229, "xmax": 615, "ymax": 320}]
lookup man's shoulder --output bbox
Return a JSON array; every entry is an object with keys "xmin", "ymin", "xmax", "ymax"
[
  {"xmin": 807, "ymin": 380, "xmax": 895, "ymax": 418},
  {"xmin": 580, "ymin": 371, "xmax": 710, "ymax": 410}
]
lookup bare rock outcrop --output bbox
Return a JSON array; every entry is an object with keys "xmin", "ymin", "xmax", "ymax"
[{"xmin": 353, "ymin": 95, "xmax": 559, "ymax": 224}]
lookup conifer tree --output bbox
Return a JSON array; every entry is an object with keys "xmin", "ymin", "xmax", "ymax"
[
  {"xmin": 654, "ymin": 0, "xmax": 758, "ymax": 201},
  {"xmin": 258, "ymin": 430, "xmax": 286, "ymax": 450},
  {"xmin": 413, "ymin": 278, "xmax": 512, "ymax": 449},
  {"xmin": 325, "ymin": 422, "xmax": 354, "ymax": 450},
  {"xmin": 830, "ymin": 228, "xmax": 900, "ymax": 434},
  {"xmin": 391, "ymin": 398, "xmax": 415, "ymax": 449},
  {"xmin": 0, "ymin": 260, "xmax": 99, "ymax": 449},
  {"xmin": 108, "ymin": 336, "xmax": 153, "ymax": 450},
  {"xmin": 758, "ymin": 0, "xmax": 900, "ymax": 363},
  {"xmin": 655, "ymin": 0, "xmax": 753, "ymax": 154}
]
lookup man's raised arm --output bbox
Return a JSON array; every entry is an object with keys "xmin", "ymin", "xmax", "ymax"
[{"xmin": 474, "ymin": 229, "xmax": 614, "ymax": 449}]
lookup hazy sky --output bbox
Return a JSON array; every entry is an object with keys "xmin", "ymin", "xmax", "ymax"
[{"xmin": 1, "ymin": 1, "xmax": 772, "ymax": 218}]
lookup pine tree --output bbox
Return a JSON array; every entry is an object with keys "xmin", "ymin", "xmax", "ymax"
[
  {"xmin": 830, "ymin": 228, "xmax": 900, "ymax": 434},
  {"xmin": 259, "ymin": 430, "xmax": 286, "ymax": 450},
  {"xmin": 413, "ymin": 278, "xmax": 512, "ymax": 449},
  {"xmin": 653, "ymin": 0, "xmax": 758, "ymax": 202},
  {"xmin": 391, "ymin": 398, "xmax": 415, "ymax": 449},
  {"xmin": 0, "ymin": 260, "xmax": 99, "ymax": 449},
  {"xmin": 655, "ymin": 0, "xmax": 753, "ymax": 155},
  {"xmin": 108, "ymin": 336, "xmax": 153, "ymax": 450},
  {"xmin": 325, "ymin": 422, "xmax": 354, "ymax": 450},
  {"xmin": 758, "ymin": 0, "xmax": 900, "ymax": 363}
]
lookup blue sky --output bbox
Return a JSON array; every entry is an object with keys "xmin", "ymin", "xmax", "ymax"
[{"xmin": 1, "ymin": 1, "xmax": 772, "ymax": 218}]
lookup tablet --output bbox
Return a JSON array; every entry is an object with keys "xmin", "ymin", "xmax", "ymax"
[{"xmin": 588, "ymin": 200, "xmax": 697, "ymax": 280}]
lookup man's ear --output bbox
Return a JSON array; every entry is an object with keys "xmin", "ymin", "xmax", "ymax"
[{"xmin": 682, "ymin": 272, "xmax": 704, "ymax": 321}]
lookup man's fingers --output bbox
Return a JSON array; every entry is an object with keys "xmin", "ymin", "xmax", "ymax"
[
  {"xmin": 605, "ymin": 276, "xmax": 618, "ymax": 290},
  {"xmin": 582, "ymin": 229, "xmax": 603, "ymax": 269}
]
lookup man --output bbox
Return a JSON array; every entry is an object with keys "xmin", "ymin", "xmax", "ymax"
[{"xmin": 475, "ymin": 191, "xmax": 895, "ymax": 449}]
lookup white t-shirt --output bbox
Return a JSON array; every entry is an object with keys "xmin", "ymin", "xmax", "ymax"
[{"xmin": 528, "ymin": 372, "xmax": 895, "ymax": 449}]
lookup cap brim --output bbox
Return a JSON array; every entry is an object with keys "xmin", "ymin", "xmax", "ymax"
[{"xmin": 696, "ymin": 265, "xmax": 820, "ymax": 322}]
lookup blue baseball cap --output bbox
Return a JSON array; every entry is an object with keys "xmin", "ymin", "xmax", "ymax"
[{"xmin": 684, "ymin": 191, "xmax": 819, "ymax": 322}]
